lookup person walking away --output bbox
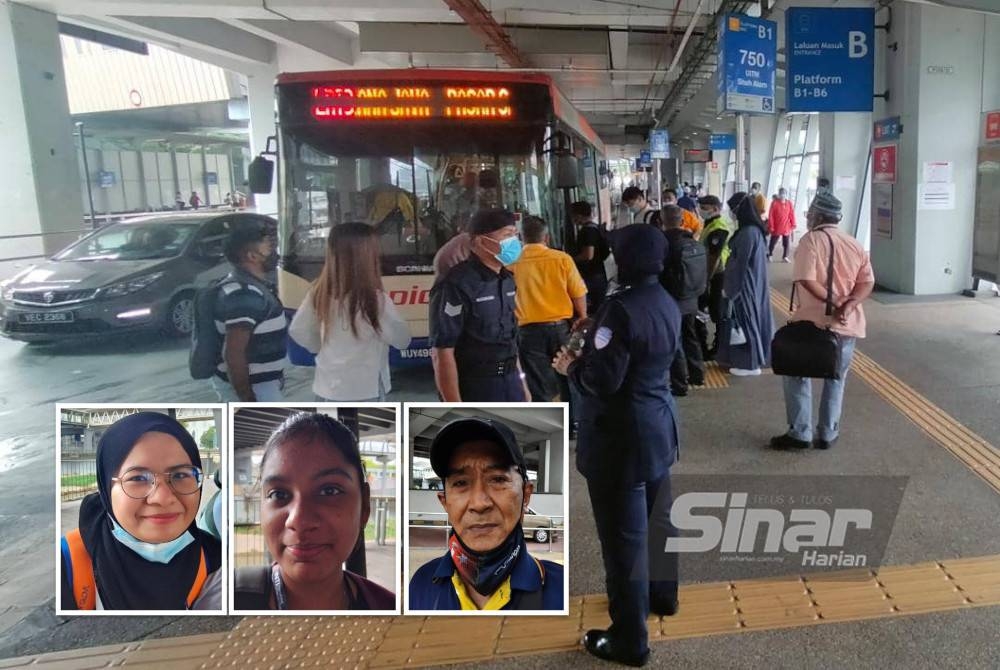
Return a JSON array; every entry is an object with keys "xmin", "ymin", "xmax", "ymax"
[
  {"xmin": 717, "ymin": 193, "xmax": 774, "ymax": 377},
  {"xmin": 694, "ymin": 195, "xmax": 731, "ymax": 360},
  {"xmin": 510, "ymin": 216, "xmax": 587, "ymax": 402},
  {"xmin": 553, "ymin": 224, "xmax": 681, "ymax": 667},
  {"xmin": 659, "ymin": 205, "xmax": 707, "ymax": 396},
  {"xmin": 767, "ymin": 187, "xmax": 795, "ymax": 262},
  {"xmin": 770, "ymin": 192, "xmax": 874, "ymax": 450},
  {"xmin": 676, "ymin": 187, "xmax": 698, "ymax": 214},
  {"xmin": 289, "ymin": 222, "xmax": 411, "ymax": 401},
  {"xmin": 750, "ymin": 182, "xmax": 767, "ymax": 223},
  {"xmin": 189, "ymin": 191, "xmax": 202, "ymax": 210},
  {"xmin": 661, "ymin": 188, "xmax": 703, "ymax": 239},
  {"xmin": 429, "ymin": 209, "xmax": 531, "ymax": 402},
  {"xmin": 570, "ymin": 201, "xmax": 610, "ymax": 313},
  {"xmin": 211, "ymin": 219, "xmax": 286, "ymax": 401}
]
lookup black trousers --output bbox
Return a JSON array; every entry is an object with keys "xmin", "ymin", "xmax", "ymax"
[
  {"xmin": 670, "ymin": 312, "xmax": 705, "ymax": 390},
  {"xmin": 695, "ymin": 273, "xmax": 727, "ymax": 355},
  {"xmin": 768, "ymin": 234, "xmax": 790, "ymax": 258},
  {"xmin": 518, "ymin": 321, "xmax": 571, "ymax": 402},
  {"xmin": 458, "ymin": 371, "xmax": 526, "ymax": 402},
  {"xmin": 587, "ymin": 473, "xmax": 677, "ymax": 656}
]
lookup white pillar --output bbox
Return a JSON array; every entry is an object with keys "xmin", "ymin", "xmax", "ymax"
[
  {"xmin": 870, "ymin": 3, "xmax": 993, "ymax": 294},
  {"xmin": 245, "ymin": 70, "xmax": 278, "ymax": 216},
  {"xmin": 748, "ymin": 114, "xmax": 778, "ymax": 191},
  {"xmin": 818, "ymin": 112, "xmax": 871, "ymax": 242},
  {"xmin": 0, "ymin": 1, "xmax": 84, "ymax": 263}
]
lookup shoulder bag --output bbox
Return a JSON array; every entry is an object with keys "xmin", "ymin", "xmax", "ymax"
[{"xmin": 770, "ymin": 230, "xmax": 843, "ymax": 379}]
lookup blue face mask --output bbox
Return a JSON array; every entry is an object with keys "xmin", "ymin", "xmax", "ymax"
[
  {"xmin": 110, "ymin": 518, "xmax": 194, "ymax": 564},
  {"xmin": 493, "ymin": 236, "xmax": 523, "ymax": 265}
]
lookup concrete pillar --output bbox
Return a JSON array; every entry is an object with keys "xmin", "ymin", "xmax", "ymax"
[
  {"xmin": 871, "ymin": 3, "xmax": 994, "ymax": 294},
  {"xmin": 246, "ymin": 70, "xmax": 278, "ymax": 216},
  {"xmin": 748, "ymin": 114, "xmax": 778, "ymax": 191},
  {"xmin": 819, "ymin": 112, "xmax": 871, "ymax": 242},
  {"xmin": 0, "ymin": 2, "xmax": 84, "ymax": 258}
]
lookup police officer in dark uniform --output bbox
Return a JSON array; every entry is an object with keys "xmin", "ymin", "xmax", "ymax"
[
  {"xmin": 429, "ymin": 208, "xmax": 531, "ymax": 402},
  {"xmin": 554, "ymin": 223, "xmax": 681, "ymax": 667}
]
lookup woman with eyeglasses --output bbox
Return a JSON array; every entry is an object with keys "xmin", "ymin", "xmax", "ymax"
[
  {"xmin": 59, "ymin": 412, "xmax": 222, "ymax": 610},
  {"xmin": 233, "ymin": 412, "xmax": 395, "ymax": 610}
]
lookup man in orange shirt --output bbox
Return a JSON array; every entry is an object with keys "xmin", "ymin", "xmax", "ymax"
[
  {"xmin": 510, "ymin": 216, "xmax": 588, "ymax": 402},
  {"xmin": 770, "ymin": 192, "xmax": 875, "ymax": 451},
  {"xmin": 662, "ymin": 188, "xmax": 703, "ymax": 239}
]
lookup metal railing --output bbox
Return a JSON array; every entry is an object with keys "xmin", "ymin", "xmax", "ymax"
[{"xmin": 60, "ymin": 450, "xmax": 221, "ymax": 501}]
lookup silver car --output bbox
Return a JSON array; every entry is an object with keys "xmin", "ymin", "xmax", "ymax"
[{"xmin": 0, "ymin": 212, "xmax": 276, "ymax": 343}]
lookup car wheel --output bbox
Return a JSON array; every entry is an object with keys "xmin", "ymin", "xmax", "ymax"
[
  {"xmin": 165, "ymin": 291, "xmax": 195, "ymax": 337},
  {"xmin": 533, "ymin": 528, "xmax": 549, "ymax": 543}
]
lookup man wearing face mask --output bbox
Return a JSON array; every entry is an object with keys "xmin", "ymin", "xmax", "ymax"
[
  {"xmin": 408, "ymin": 417, "xmax": 564, "ymax": 611},
  {"xmin": 213, "ymin": 218, "xmax": 287, "ymax": 402},
  {"xmin": 429, "ymin": 209, "xmax": 531, "ymax": 402}
]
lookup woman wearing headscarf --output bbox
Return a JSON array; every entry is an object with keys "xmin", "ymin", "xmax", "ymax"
[
  {"xmin": 717, "ymin": 192, "xmax": 775, "ymax": 376},
  {"xmin": 60, "ymin": 412, "xmax": 222, "ymax": 610},
  {"xmin": 233, "ymin": 412, "xmax": 395, "ymax": 610}
]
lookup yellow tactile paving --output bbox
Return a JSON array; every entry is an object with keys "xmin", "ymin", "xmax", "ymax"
[
  {"xmin": 10, "ymin": 557, "xmax": 996, "ymax": 669},
  {"xmin": 769, "ymin": 287, "xmax": 1000, "ymax": 495},
  {"xmin": 700, "ymin": 360, "xmax": 730, "ymax": 389}
]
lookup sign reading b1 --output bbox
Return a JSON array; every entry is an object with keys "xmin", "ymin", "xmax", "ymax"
[
  {"xmin": 717, "ymin": 14, "xmax": 777, "ymax": 115},
  {"xmin": 787, "ymin": 7, "xmax": 875, "ymax": 112}
]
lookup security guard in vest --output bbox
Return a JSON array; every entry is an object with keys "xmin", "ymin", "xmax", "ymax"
[
  {"xmin": 554, "ymin": 223, "xmax": 681, "ymax": 667},
  {"xmin": 695, "ymin": 195, "xmax": 732, "ymax": 359},
  {"xmin": 430, "ymin": 208, "xmax": 531, "ymax": 402}
]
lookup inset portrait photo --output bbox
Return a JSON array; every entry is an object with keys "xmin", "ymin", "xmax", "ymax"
[
  {"xmin": 56, "ymin": 405, "xmax": 227, "ymax": 614},
  {"xmin": 405, "ymin": 404, "xmax": 569, "ymax": 615},
  {"xmin": 230, "ymin": 404, "xmax": 400, "ymax": 614}
]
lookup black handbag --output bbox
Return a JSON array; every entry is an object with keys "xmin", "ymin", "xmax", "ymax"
[{"xmin": 770, "ymin": 230, "xmax": 843, "ymax": 379}]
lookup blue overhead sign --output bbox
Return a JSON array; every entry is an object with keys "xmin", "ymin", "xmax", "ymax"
[
  {"xmin": 709, "ymin": 134, "xmax": 737, "ymax": 150},
  {"xmin": 638, "ymin": 150, "xmax": 652, "ymax": 168},
  {"xmin": 97, "ymin": 171, "xmax": 116, "ymax": 188},
  {"xmin": 786, "ymin": 7, "xmax": 875, "ymax": 112},
  {"xmin": 650, "ymin": 129, "xmax": 670, "ymax": 159},
  {"xmin": 717, "ymin": 13, "xmax": 777, "ymax": 115},
  {"xmin": 874, "ymin": 116, "xmax": 902, "ymax": 142}
]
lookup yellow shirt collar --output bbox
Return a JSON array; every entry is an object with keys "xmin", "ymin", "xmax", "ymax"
[{"xmin": 451, "ymin": 571, "xmax": 513, "ymax": 610}]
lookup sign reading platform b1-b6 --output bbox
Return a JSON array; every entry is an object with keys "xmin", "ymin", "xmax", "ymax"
[
  {"xmin": 787, "ymin": 7, "xmax": 875, "ymax": 112},
  {"xmin": 717, "ymin": 13, "xmax": 776, "ymax": 115}
]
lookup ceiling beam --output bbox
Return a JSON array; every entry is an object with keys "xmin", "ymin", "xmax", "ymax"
[
  {"xmin": 441, "ymin": 0, "xmax": 529, "ymax": 68},
  {"xmin": 224, "ymin": 18, "xmax": 356, "ymax": 65},
  {"xmin": 110, "ymin": 16, "xmax": 275, "ymax": 64}
]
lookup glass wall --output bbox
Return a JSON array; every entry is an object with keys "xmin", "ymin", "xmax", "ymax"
[{"xmin": 767, "ymin": 114, "xmax": 820, "ymax": 233}]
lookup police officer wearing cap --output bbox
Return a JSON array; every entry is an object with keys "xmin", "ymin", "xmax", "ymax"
[
  {"xmin": 554, "ymin": 224, "xmax": 681, "ymax": 667},
  {"xmin": 429, "ymin": 209, "xmax": 531, "ymax": 401},
  {"xmin": 408, "ymin": 417, "xmax": 564, "ymax": 611}
]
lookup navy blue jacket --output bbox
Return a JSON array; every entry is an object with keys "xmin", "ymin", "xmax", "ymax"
[
  {"xmin": 570, "ymin": 276, "xmax": 682, "ymax": 485},
  {"xmin": 408, "ymin": 548, "xmax": 564, "ymax": 611}
]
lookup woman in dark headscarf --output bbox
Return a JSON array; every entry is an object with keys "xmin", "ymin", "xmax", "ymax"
[
  {"xmin": 717, "ymin": 192, "xmax": 774, "ymax": 375},
  {"xmin": 60, "ymin": 412, "xmax": 222, "ymax": 610}
]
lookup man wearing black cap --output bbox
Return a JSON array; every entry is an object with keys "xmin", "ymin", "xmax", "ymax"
[
  {"xmin": 554, "ymin": 223, "xmax": 681, "ymax": 667},
  {"xmin": 213, "ymin": 218, "xmax": 287, "ymax": 401},
  {"xmin": 408, "ymin": 417, "xmax": 564, "ymax": 611},
  {"xmin": 429, "ymin": 209, "xmax": 530, "ymax": 402}
]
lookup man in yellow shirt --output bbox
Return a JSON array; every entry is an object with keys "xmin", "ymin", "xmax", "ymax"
[{"xmin": 509, "ymin": 216, "xmax": 588, "ymax": 402}]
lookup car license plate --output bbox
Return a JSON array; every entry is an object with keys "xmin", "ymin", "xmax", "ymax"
[{"xmin": 18, "ymin": 312, "xmax": 74, "ymax": 323}]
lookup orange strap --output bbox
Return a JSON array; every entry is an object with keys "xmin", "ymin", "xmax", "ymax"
[
  {"xmin": 186, "ymin": 550, "xmax": 208, "ymax": 608},
  {"xmin": 64, "ymin": 529, "xmax": 96, "ymax": 610},
  {"xmin": 64, "ymin": 530, "xmax": 208, "ymax": 610}
]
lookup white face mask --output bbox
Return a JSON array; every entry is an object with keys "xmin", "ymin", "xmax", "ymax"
[{"xmin": 111, "ymin": 518, "xmax": 194, "ymax": 564}]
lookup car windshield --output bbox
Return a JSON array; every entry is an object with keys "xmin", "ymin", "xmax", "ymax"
[{"xmin": 54, "ymin": 222, "xmax": 200, "ymax": 261}]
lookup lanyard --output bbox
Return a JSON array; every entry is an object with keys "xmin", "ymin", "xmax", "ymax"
[{"xmin": 270, "ymin": 564, "xmax": 362, "ymax": 610}]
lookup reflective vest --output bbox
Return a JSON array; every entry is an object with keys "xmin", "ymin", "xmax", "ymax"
[
  {"xmin": 61, "ymin": 528, "xmax": 207, "ymax": 610},
  {"xmin": 702, "ymin": 216, "xmax": 732, "ymax": 271}
]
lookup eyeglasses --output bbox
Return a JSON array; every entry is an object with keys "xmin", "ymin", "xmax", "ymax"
[{"xmin": 112, "ymin": 465, "xmax": 203, "ymax": 500}]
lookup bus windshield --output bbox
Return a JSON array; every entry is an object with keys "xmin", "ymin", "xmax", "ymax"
[{"xmin": 280, "ymin": 129, "xmax": 558, "ymax": 278}]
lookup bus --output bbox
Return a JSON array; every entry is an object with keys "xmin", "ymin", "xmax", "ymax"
[{"xmin": 251, "ymin": 69, "xmax": 610, "ymax": 367}]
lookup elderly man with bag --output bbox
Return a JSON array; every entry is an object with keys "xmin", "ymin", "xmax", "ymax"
[{"xmin": 770, "ymin": 192, "xmax": 874, "ymax": 451}]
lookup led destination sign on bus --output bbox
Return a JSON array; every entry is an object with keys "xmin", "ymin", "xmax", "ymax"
[{"xmin": 310, "ymin": 85, "xmax": 515, "ymax": 121}]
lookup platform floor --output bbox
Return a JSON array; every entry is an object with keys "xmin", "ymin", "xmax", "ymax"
[{"xmin": 1, "ymin": 263, "xmax": 999, "ymax": 667}]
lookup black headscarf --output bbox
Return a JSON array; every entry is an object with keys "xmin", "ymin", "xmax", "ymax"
[
  {"xmin": 727, "ymin": 192, "xmax": 767, "ymax": 235},
  {"xmin": 76, "ymin": 412, "xmax": 221, "ymax": 610}
]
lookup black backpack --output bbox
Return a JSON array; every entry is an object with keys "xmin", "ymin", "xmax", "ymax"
[
  {"xmin": 665, "ymin": 233, "xmax": 708, "ymax": 301},
  {"xmin": 641, "ymin": 209, "xmax": 661, "ymax": 227},
  {"xmin": 189, "ymin": 278, "xmax": 227, "ymax": 380},
  {"xmin": 583, "ymin": 223, "xmax": 611, "ymax": 262}
]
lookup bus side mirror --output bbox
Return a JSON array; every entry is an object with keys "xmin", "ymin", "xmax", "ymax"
[
  {"xmin": 555, "ymin": 153, "xmax": 579, "ymax": 189},
  {"xmin": 248, "ymin": 155, "xmax": 274, "ymax": 194}
]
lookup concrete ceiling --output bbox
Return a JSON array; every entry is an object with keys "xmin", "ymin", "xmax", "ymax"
[{"xmin": 22, "ymin": 0, "xmax": 999, "ymax": 148}]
